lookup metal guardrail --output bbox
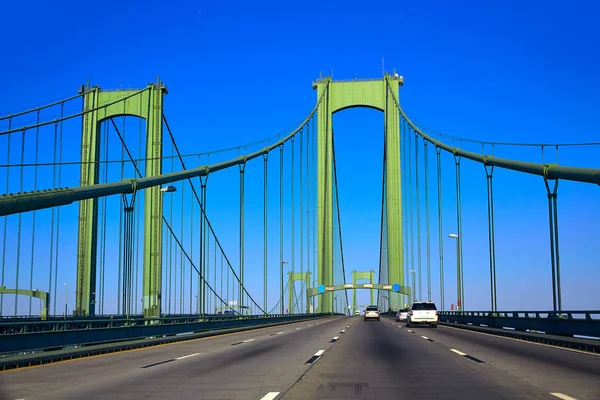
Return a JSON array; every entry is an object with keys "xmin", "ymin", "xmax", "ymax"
[
  {"xmin": 0, "ymin": 313, "xmax": 330, "ymax": 355},
  {"xmin": 438, "ymin": 310, "xmax": 600, "ymax": 338}
]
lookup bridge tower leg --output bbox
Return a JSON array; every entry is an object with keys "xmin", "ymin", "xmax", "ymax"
[
  {"xmin": 76, "ymin": 80, "xmax": 167, "ymax": 317},
  {"xmin": 313, "ymin": 75, "xmax": 403, "ymax": 314},
  {"xmin": 384, "ymin": 78, "xmax": 404, "ymax": 312}
]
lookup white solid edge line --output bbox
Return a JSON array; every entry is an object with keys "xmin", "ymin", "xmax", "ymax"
[
  {"xmin": 314, "ymin": 349, "xmax": 325, "ymax": 356},
  {"xmin": 260, "ymin": 392, "xmax": 281, "ymax": 400},
  {"xmin": 333, "ymin": 336, "xmax": 339, "ymax": 340},
  {"xmin": 440, "ymin": 324, "xmax": 600, "ymax": 357},
  {"xmin": 550, "ymin": 393, "xmax": 578, "ymax": 400},
  {"xmin": 276, "ymin": 332, "xmax": 284, "ymax": 334},
  {"xmin": 243, "ymin": 339, "xmax": 255, "ymax": 343},
  {"xmin": 421, "ymin": 336, "xmax": 429, "ymax": 340},
  {"xmin": 175, "ymin": 353, "xmax": 201, "ymax": 360},
  {"xmin": 450, "ymin": 348, "xmax": 467, "ymax": 356}
]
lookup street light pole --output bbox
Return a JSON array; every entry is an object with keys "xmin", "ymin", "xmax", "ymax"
[
  {"xmin": 449, "ymin": 234, "xmax": 461, "ymax": 311},
  {"xmin": 64, "ymin": 282, "xmax": 68, "ymax": 317}
]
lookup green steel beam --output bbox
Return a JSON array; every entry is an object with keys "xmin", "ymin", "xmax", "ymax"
[
  {"xmin": 0, "ymin": 286, "xmax": 49, "ymax": 319},
  {"xmin": 75, "ymin": 81, "xmax": 167, "ymax": 317}
]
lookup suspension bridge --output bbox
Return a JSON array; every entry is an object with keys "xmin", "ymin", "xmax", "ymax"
[{"xmin": 0, "ymin": 73, "xmax": 599, "ymax": 399}]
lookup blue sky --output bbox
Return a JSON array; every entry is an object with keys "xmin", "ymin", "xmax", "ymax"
[{"xmin": 0, "ymin": 0, "xmax": 599, "ymax": 315}]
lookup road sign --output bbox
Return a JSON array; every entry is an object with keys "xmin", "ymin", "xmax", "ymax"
[
  {"xmin": 318, "ymin": 285, "xmax": 325, "ymax": 293},
  {"xmin": 364, "ymin": 283, "xmax": 373, "ymax": 288},
  {"xmin": 392, "ymin": 283, "xmax": 400, "ymax": 292},
  {"xmin": 325, "ymin": 286, "xmax": 335, "ymax": 291},
  {"xmin": 344, "ymin": 284, "xmax": 354, "ymax": 288}
]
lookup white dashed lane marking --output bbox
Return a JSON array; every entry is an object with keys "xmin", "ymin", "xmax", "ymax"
[
  {"xmin": 449, "ymin": 348, "xmax": 485, "ymax": 363},
  {"xmin": 175, "ymin": 353, "xmax": 201, "ymax": 360},
  {"xmin": 550, "ymin": 393, "xmax": 578, "ymax": 400},
  {"xmin": 260, "ymin": 392, "xmax": 280, "ymax": 400}
]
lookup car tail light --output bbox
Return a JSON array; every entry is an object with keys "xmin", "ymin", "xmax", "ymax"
[
  {"xmin": 410, "ymin": 311, "xmax": 413, "ymax": 316},
  {"xmin": 436, "ymin": 311, "xmax": 439, "ymax": 316}
]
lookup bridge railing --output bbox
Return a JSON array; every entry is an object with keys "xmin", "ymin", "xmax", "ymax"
[
  {"xmin": 438, "ymin": 310, "xmax": 600, "ymax": 338},
  {"xmin": 0, "ymin": 313, "xmax": 331, "ymax": 355}
]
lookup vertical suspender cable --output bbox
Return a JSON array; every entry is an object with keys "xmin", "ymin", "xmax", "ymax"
[
  {"xmin": 199, "ymin": 177, "xmax": 206, "ymax": 317},
  {"xmin": 134, "ymin": 110, "xmax": 143, "ymax": 314},
  {"xmin": 306, "ymin": 120, "xmax": 311, "ymax": 312},
  {"xmin": 415, "ymin": 132, "xmax": 421, "ymax": 302},
  {"xmin": 436, "ymin": 147, "xmax": 444, "ymax": 310},
  {"xmin": 180, "ymin": 178, "xmax": 185, "ymax": 313},
  {"xmin": 279, "ymin": 144, "xmax": 284, "ymax": 314},
  {"xmin": 101, "ymin": 121, "xmax": 109, "ymax": 313},
  {"xmin": 485, "ymin": 164, "xmax": 497, "ymax": 312},
  {"xmin": 214, "ymin": 239, "xmax": 217, "ymax": 313},
  {"xmin": 29, "ymin": 111, "xmax": 40, "ymax": 315},
  {"xmin": 263, "ymin": 153, "xmax": 268, "ymax": 313},
  {"xmin": 47, "ymin": 122, "xmax": 58, "ymax": 317},
  {"xmin": 454, "ymin": 156, "xmax": 464, "ymax": 310},
  {"xmin": 54, "ymin": 106, "xmax": 64, "ymax": 315},
  {"xmin": 117, "ymin": 115, "xmax": 125, "ymax": 314},
  {"xmin": 424, "ymin": 141, "xmax": 431, "ymax": 302},
  {"xmin": 300, "ymin": 128, "xmax": 304, "ymax": 313},
  {"xmin": 407, "ymin": 127, "xmax": 414, "ymax": 304},
  {"xmin": 15, "ymin": 130, "xmax": 25, "ymax": 316},
  {"xmin": 291, "ymin": 137, "xmax": 295, "ymax": 312},
  {"xmin": 190, "ymin": 187, "xmax": 194, "ymax": 314},
  {"xmin": 1, "ymin": 118, "xmax": 11, "ymax": 315},
  {"xmin": 401, "ymin": 117, "xmax": 408, "ymax": 298},
  {"xmin": 239, "ymin": 163, "xmax": 245, "ymax": 311}
]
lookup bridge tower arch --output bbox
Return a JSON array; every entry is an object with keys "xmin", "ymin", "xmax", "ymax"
[
  {"xmin": 351, "ymin": 270, "xmax": 376, "ymax": 310},
  {"xmin": 313, "ymin": 75, "xmax": 404, "ymax": 313},
  {"xmin": 76, "ymin": 79, "xmax": 167, "ymax": 317}
]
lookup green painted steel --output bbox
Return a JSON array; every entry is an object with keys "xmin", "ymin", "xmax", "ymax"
[
  {"xmin": 75, "ymin": 82, "xmax": 167, "ymax": 317},
  {"xmin": 351, "ymin": 270, "xmax": 375, "ymax": 308},
  {"xmin": 313, "ymin": 75, "xmax": 404, "ymax": 313},
  {"xmin": 0, "ymin": 286, "xmax": 49, "ymax": 319},
  {"xmin": 307, "ymin": 283, "xmax": 411, "ymax": 299},
  {"xmin": 76, "ymin": 86, "xmax": 100, "ymax": 316},
  {"xmin": 288, "ymin": 271, "xmax": 311, "ymax": 313}
]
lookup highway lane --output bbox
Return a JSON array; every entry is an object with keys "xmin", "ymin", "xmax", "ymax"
[
  {"xmin": 396, "ymin": 319, "xmax": 600, "ymax": 400},
  {"xmin": 0, "ymin": 316, "xmax": 351, "ymax": 400},
  {"xmin": 2, "ymin": 315, "xmax": 598, "ymax": 400},
  {"xmin": 282, "ymin": 317, "xmax": 581, "ymax": 400}
]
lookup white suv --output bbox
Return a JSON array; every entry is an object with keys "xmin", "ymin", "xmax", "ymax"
[
  {"xmin": 364, "ymin": 306, "xmax": 380, "ymax": 321},
  {"xmin": 406, "ymin": 302, "xmax": 438, "ymax": 328}
]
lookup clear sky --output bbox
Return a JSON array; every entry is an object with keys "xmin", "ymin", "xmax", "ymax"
[{"xmin": 0, "ymin": 0, "xmax": 599, "ymax": 315}]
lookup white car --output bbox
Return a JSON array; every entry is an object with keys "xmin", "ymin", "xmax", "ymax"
[
  {"xmin": 395, "ymin": 308, "xmax": 409, "ymax": 322},
  {"xmin": 406, "ymin": 302, "xmax": 438, "ymax": 328},
  {"xmin": 364, "ymin": 306, "xmax": 380, "ymax": 321}
]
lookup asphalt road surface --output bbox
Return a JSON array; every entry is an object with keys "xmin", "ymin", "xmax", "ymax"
[{"xmin": 1, "ymin": 315, "xmax": 598, "ymax": 400}]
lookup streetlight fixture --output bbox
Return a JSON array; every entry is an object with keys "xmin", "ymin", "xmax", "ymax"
[
  {"xmin": 448, "ymin": 233, "xmax": 462, "ymax": 311},
  {"xmin": 281, "ymin": 260, "xmax": 288, "ymax": 314},
  {"xmin": 160, "ymin": 185, "xmax": 177, "ymax": 193}
]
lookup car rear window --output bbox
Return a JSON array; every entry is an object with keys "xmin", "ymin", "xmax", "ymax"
[
  {"xmin": 411, "ymin": 303, "xmax": 437, "ymax": 310},
  {"xmin": 366, "ymin": 307, "xmax": 378, "ymax": 311}
]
